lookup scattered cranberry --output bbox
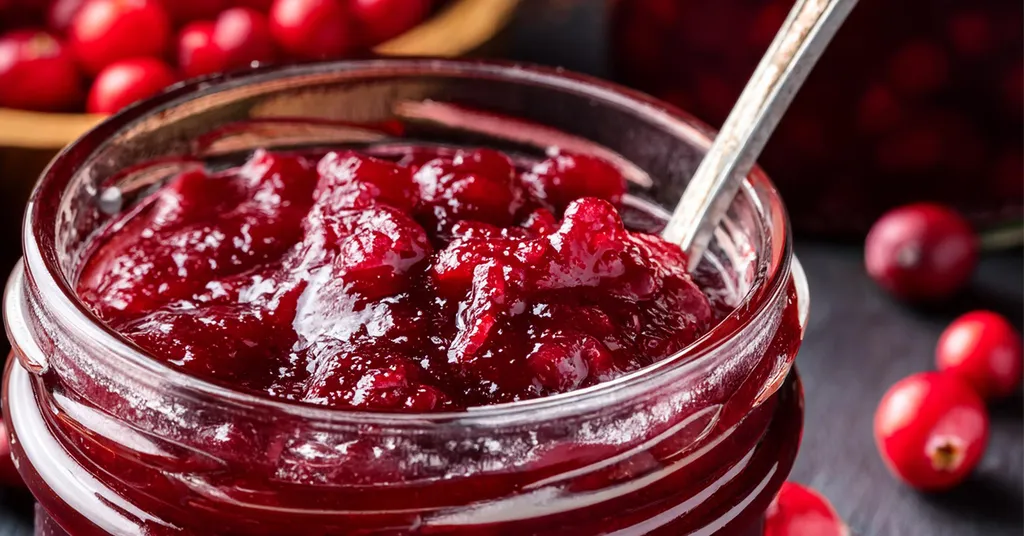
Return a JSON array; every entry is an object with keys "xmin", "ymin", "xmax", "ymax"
[
  {"xmin": 874, "ymin": 372, "xmax": 989, "ymax": 491},
  {"xmin": 68, "ymin": 0, "xmax": 171, "ymax": 75},
  {"xmin": 86, "ymin": 57, "xmax": 176, "ymax": 114},
  {"xmin": 349, "ymin": 0, "xmax": 430, "ymax": 45},
  {"xmin": 0, "ymin": 420, "xmax": 19, "ymax": 486},
  {"xmin": 937, "ymin": 311, "xmax": 1023, "ymax": 400},
  {"xmin": 269, "ymin": 0, "xmax": 351, "ymax": 60},
  {"xmin": 47, "ymin": 0, "xmax": 88, "ymax": 33},
  {"xmin": 177, "ymin": 22, "xmax": 226, "ymax": 79},
  {"xmin": 0, "ymin": 30, "xmax": 81, "ymax": 111},
  {"xmin": 764, "ymin": 482, "xmax": 848, "ymax": 536},
  {"xmin": 864, "ymin": 203, "xmax": 978, "ymax": 301},
  {"xmin": 212, "ymin": 7, "xmax": 276, "ymax": 71}
]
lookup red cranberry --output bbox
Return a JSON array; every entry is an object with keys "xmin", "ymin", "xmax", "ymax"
[
  {"xmin": 0, "ymin": 420, "xmax": 21, "ymax": 487},
  {"xmin": 764, "ymin": 481, "xmax": 847, "ymax": 536},
  {"xmin": 161, "ymin": 0, "xmax": 228, "ymax": 25},
  {"xmin": 521, "ymin": 152, "xmax": 626, "ymax": 213},
  {"xmin": 316, "ymin": 151, "xmax": 419, "ymax": 212},
  {"xmin": 864, "ymin": 203, "xmax": 978, "ymax": 301},
  {"xmin": 874, "ymin": 372, "xmax": 989, "ymax": 491},
  {"xmin": 937, "ymin": 311, "xmax": 1023, "ymax": 400},
  {"xmin": 413, "ymin": 149, "xmax": 524, "ymax": 233},
  {"xmin": 177, "ymin": 22, "xmax": 227, "ymax": 79},
  {"xmin": 0, "ymin": 30, "xmax": 81, "ymax": 112},
  {"xmin": 269, "ymin": 0, "xmax": 351, "ymax": 60},
  {"xmin": 527, "ymin": 331, "xmax": 615, "ymax": 392},
  {"xmin": 68, "ymin": 0, "xmax": 171, "ymax": 75},
  {"xmin": 348, "ymin": 0, "xmax": 430, "ymax": 46},
  {"xmin": 86, "ymin": 57, "xmax": 176, "ymax": 113},
  {"xmin": 213, "ymin": 7, "xmax": 276, "ymax": 71},
  {"xmin": 47, "ymin": 0, "xmax": 88, "ymax": 33}
]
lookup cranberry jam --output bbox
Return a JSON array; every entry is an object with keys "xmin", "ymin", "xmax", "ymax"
[
  {"xmin": 4, "ymin": 61, "xmax": 808, "ymax": 536},
  {"xmin": 77, "ymin": 146, "xmax": 717, "ymax": 411}
]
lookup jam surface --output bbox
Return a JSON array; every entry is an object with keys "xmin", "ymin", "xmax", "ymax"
[{"xmin": 78, "ymin": 147, "xmax": 716, "ymax": 411}]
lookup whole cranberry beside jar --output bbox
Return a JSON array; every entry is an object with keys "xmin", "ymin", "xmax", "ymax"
[
  {"xmin": 610, "ymin": 0, "xmax": 1024, "ymax": 237},
  {"xmin": 4, "ymin": 60, "xmax": 809, "ymax": 535}
]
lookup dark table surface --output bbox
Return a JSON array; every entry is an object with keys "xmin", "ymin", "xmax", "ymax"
[{"xmin": 1, "ymin": 2, "xmax": 1022, "ymax": 535}]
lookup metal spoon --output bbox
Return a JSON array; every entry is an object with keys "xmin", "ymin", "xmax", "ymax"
[{"xmin": 661, "ymin": 0, "xmax": 860, "ymax": 271}]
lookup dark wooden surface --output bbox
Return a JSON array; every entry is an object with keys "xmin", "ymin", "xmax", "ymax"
[{"xmin": 1, "ymin": 2, "xmax": 1022, "ymax": 534}]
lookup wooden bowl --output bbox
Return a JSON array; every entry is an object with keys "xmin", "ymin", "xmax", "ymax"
[{"xmin": 0, "ymin": 0, "xmax": 520, "ymax": 150}]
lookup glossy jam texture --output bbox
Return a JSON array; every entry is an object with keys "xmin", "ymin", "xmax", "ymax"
[{"xmin": 77, "ymin": 148, "xmax": 715, "ymax": 411}]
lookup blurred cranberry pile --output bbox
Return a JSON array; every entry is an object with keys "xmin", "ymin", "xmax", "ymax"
[
  {"xmin": 612, "ymin": 0, "xmax": 1023, "ymax": 236},
  {"xmin": 0, "ymin": 0, "xmax": 435, "ymax": 114}
]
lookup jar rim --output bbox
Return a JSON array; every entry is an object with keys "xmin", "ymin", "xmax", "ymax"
[{"xmin": 20, "ymin": 59, "xmax": 797, "ymax": 426}]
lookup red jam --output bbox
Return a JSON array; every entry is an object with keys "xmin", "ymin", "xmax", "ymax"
[{"xmin": 77, "ymin": 147, "xmax": 718, "ymax": 411}]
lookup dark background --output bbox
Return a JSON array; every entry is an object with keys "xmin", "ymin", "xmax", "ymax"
[{"xmin": 1, "ymin": 2, "xmax": 1022, "ymax": 535}]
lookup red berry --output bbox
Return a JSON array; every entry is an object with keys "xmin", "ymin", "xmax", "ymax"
[
  {"xmin": 161, "ymin": 0, "xmax": 228, "ymax": 25},
  {"xmin": 68, "ymin": 0, "xmax": 171, "ymax": 75},
  {"xmin": 86, "ymin": 57, "xmax": 176, "ymax": 114},
  {"xmin": 177, "ymin": 22, "xmax": 226, "ymax": 79},
  {"xmin": 47, "ymin": 0, "xmax": 88, "ymax": 33},
  {"xmin": 269, "ymin": 0, "xmax": 351, "ymax": 60},
  {"xmin": 764, "ymin": 482, "xmax": 848, "ymax": 536},
  {"xmin": 0, "ymin": 420, "xmax": 20, "ymax": 487},
  {"xmin": 864, "ymin": 203, "xmax": 978, "ymax": 301},
  {"xmin": 0, "ymin": 30, "xmax": 82, "ymax": 111},
  {"xmin": 937, "ymin": 311, "xmax": 1023, "ymax": 399},
  {"xmin": 874, "ymin": 372, "xmax": 989, "ymax": 491},
  {"xmin": 213, "ymin": 7, "xmax": 276, "ymax": 71},
  {"xmin": 348, "ymin": 0, "xmax": 430, "ymax": 46},
  {"xmin": 521, "ymin": 152, "xmax": 626, "ymax": 213}
]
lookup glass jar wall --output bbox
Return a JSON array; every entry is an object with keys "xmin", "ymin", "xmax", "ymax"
[{"xmin": 5, "ymin": 60, "xmax": 808, "ymax": 535}]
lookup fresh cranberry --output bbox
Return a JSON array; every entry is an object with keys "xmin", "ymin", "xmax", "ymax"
[
  {"xmin": 160, "ymin": 0, "xmax": 228, "ymax": 25},
  {"xmin": 86, "ymin": 57, "xmax": 176, "ymax": 113},
  {"xmin": 68, "ymin": 0, "xmax": 171, "ymax": 75},
  {"xmin": 937, "ymin": 311, "xmax": 1023, "ymax": 400},
  {"xmin": 47, "ymin": 0, "xmax": 88, "ymax": 33},
  {"xmin": 176, "ymin": 22, "xmax": 227, "ymax": 79},
  {"xmin": 0, "ymin": 420, "xmax": 20, "ymax": 487},
  {"xmin": 874, "ymin": 372, "xmax": 989, "ymax": 491},
  {"xmin": 521, "ymin": 152, "xmax": 626, "ymax": 213},
  {"xmin": 864, "ymin": 203, "xmax": 978, "ymax": 301},
  {"xmin": 212, "ymin": 7, "xmax": 275, "ymax": 71},
  {"xmin": 764, "ymin": 482, "xmax": 848, "ymax": 536},
  {"xmin": 348, "ymin": 0, "xmax": 430, "ymax": 46},
  {"xmin": 0, "ymin": 30, "xmax": 81, "ymax": 112},
  {"xmin": 269, "ymin": 0, "xmax": 351, "ymax": 60}
]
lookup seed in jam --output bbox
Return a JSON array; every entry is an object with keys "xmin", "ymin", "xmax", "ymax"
[{"xmin": 78, "ymin": 147, "xmax": 715, "ymax": 411}]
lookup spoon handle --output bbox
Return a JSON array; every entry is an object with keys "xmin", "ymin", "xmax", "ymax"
[{"xmin": 661, "ymin": 0, "xmax": 859, "ymax": 270}]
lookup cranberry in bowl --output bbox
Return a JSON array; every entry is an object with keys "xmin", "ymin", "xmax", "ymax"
[{"xmin": 3, "ymin": 60, "xmax": 809, "ymax": 536}]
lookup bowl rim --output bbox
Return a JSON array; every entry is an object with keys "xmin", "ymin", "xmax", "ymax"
[{"xmin": 0, "ymin": 0, "xmax": 520, "ymax": 149}]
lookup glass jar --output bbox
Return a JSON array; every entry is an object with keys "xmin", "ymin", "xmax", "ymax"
[
  {"xmin": 610, "ymin": 0, "xmax": 1023, "ymax": 236},
  {"xmin": 3, "ymin": 59, "xmax": 809, "ymax": 535}
]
